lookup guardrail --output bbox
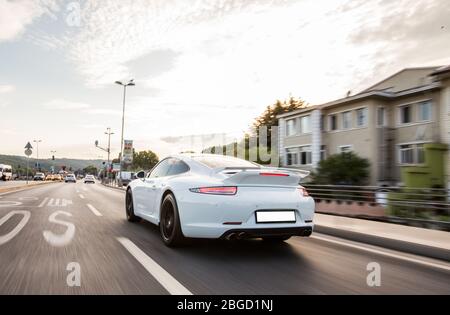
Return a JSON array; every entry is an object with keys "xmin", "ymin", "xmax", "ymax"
[{"xmin": 303, "ymin": 185, "xmax": 450, "ymax": 231}]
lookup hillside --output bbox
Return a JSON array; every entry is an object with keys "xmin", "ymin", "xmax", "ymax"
[{"xmin": 0, "ymin": 154, "xmax": 103, "ymax": 172}]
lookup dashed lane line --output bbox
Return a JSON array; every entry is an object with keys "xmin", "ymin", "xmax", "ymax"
[
  {"xmin": 86, "ymin": 204, "xmax": 102, "ymax": 217},
  {"xmin": 117, "ymin": 237, "xmax": 192, "ymax": 295}
]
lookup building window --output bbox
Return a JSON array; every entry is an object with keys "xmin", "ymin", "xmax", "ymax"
[
  {"xmin": 399, "ymin": 143, "xmax": 426, "ymax": 164},
  {"xmin": 399, "ymin": 105, "xmax": 412, "ymax": 124},
  {"xmin": 320, "ymin": 115, "xmax": 325, "ymax": 131},
  {"xmin": 286, "ymin": 148, "xmax": 298, "ymax": 166},
  {"xmin": 320, "ymin": 145, "xmax": 327, "ymax": 161},
  {"xmin": 356, "ymin": 108, "xmax": 367, "ymax": 127},
  {"xmin": 300, "ymin": 115, "xmax": 311, "ymax": 134},
  {"xmin": 418, "ymin": 101, "xmax": 432, "ymax": 122},
  {"xmin": 377, "ymin": 107, "xmax": 386, "ymax": 127},
  {"xmin": 285, "ymin": 146, "xmax": 312, "ymax": 166},
  {"xmin": 342, "ymin": 111, "xmax": 352, "ymax": 129},
  {"xmin": 286, "ymin": 118, "xmax": 298, "ymax": 136},
  {"xmin": 299, "ymin": 146, "xmax": 312, "ymax": 165},
  {"xmin": 339, "ymin": 145, "xmax": 352, "ymax": 153},
  {"xmin": 329, "ymin": 115, "xmax": 338, "ymax": 131}
]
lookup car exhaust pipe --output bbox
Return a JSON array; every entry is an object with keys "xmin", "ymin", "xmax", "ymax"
[
  {"xmin": 226, "ymin": 233, "xmax": 237, "ymax": 241},
  {"xmin": 237, "ymin": 232, "xmax": 246, "ymax": 239}
]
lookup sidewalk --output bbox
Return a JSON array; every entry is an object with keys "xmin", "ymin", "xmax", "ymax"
[{"xmin": 315, "ymin": 213, "xmax": 450, "ymax": 261}]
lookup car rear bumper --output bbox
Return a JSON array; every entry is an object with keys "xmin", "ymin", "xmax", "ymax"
[{"xmin": 220, "ymin": 226, "xmax": 313, "ymax": 239}]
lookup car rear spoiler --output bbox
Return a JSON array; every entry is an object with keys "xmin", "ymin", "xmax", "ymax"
[{"xmin": 214, "ymin": 167, "xmax": 310, "ymax": 186}]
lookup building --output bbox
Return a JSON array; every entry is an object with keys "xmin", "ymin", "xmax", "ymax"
[{"xmin": 277, "ymin": 66, "xmax": 450, "ymax": 186}]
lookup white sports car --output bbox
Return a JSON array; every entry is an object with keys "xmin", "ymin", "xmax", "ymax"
[{"xmin": 126, "ymin": 154, "xmax": 315, "ymax": 247}]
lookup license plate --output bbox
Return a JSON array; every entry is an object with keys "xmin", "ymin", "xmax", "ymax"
[{"xmin": 255, "ymin": 211, "xmax": 296, "ymax": 223}]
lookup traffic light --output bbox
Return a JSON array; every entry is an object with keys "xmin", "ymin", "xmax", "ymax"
[{"xmin": 52, "ymin": 155, "xmax": 55, "ymax": 161}]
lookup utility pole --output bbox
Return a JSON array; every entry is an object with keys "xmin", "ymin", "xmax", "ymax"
[{"xmin": 33, "ymin": 140, "xmax": 42, "ymax": 171}]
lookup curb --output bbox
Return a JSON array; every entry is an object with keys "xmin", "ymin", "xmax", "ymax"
[
  {"xmin": 0, "ymin": 181, "xmax": 56, "ymax": 196},
  {"xmin": 315, "ymin": 225, "xmax": 450, "ymax": 262},
  {"xmin": 101, "ymin": 183, "xmax": 126, "ymax": 192}
]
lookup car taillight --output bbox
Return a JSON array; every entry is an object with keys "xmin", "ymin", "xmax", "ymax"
[
  {"xmin": 299, "ymin": 187, "xmax": 309, "ymax": 197},
  {"xmin": 259, "ymin": 172, "xmax": 289, "ymax": 177},
  {"xmin": 190, "ymin": 186, "xmax": 237, "ymax": 195}
]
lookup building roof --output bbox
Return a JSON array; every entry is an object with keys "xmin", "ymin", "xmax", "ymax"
[
  {"xmin": 277, "ymin": 65, "xmax": 447, "ymax": 119},
  {"xmin": 361, "ymin": 67, "xmax": 440, "ymax": 93},
  {"xmin": 431, "ymin": 65, "xmax": 450, "ymax": 76}
]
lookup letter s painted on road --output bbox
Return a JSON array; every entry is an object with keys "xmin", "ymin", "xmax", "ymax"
[{"xmin": 43, "ymin": 211, "xmax": 75, "ymax": 247}]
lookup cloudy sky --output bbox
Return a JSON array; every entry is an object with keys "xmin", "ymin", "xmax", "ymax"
[{"xmin": 0, "ymin": 0, "xmax": 449, "ymax": 159}]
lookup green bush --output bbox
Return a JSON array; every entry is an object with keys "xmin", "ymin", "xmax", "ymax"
[{"xmin": 312, "ymin": 152, "xmax": 370, "ymax": 186}]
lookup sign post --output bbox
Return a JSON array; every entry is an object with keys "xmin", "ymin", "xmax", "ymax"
[{"xmin": 24, "ymin": 142, "xmax": 33, "ymax": 185}]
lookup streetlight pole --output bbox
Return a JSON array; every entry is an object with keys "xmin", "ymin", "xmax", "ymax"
[
  {"xmin": 33, "ymin": 140, "xmax": 42, "ymax": 171},
  {"xmin": 115, "ymin": 79, "xmax": 135, "ymax": 171}
]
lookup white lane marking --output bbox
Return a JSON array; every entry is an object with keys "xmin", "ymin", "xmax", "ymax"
[
  {"xmin": 55, "ymin": 198, "xmax": 60, "ymax": 207},
  {"xmin": 87, "ymin": 204, "xmax": 102, "ymax": 217},
  {"xmin": 48, "ymin": 198, "xmax": 55, "ymax": 206},
  {"xmin": 0, "ymin": 211, "xmax": 31, "ymax": 245},
  {"xmin": 43, "ymin": 211, "xmax": 75, "ymax": 247},
  {"xmin": 79, "ymin": 194, "xmax": 85, "ymax": 199},
  {"xmin": 38, "ymin": 197, "xmax": 49, "ymax": 207},
  {"xmin": 117, "ymin": 237, "xmax": 192, "ymax": 295},
  {"xmin": 0, "ymin": 201, "xmax": 23, "ymax": 207},
  {"xmin": 311, "ymin": 235, "xmax": 450, "ymax": 272}
]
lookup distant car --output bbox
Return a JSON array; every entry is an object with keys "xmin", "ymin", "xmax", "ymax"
[
  {"xmin": 117, "ymin": 171, "xmax": 135, "ymax": 187},
  {"xmin": 126, "ymin": 154, "xmax": 315, "ymax": 247},
  {"xmin": 84, "ymin": 175, "xmax": 95, "ymax": 184},
  {"xmin": 0, "ymin": 164, "xmax": 13, "ymax": 181},
  {"xmin": 45, "ymin": 174, "xmax": 54, "ymax": 181},
  {"xmin": 65, "ymin": 174, "xmax": 77, "ymax": 183},
  {"xmin": 33, "ymin": 173, "xmax": 45, "ymax": 181},
  {"xmin": 53, "ymin": 174, "xmax": 63, "ymax": 181}
]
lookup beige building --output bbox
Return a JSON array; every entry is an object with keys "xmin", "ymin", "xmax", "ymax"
[{"xmin": 277, "ymin": 66, "xmax": 450, "ymax": 186}]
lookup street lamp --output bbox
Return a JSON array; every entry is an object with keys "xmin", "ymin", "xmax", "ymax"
[
  {"xmin": 33, "ymin": 140, "xmax": 42, "ymax": 171},
  {"xmin": 115, "ymin": 79, "xmax": 135, "ymax": 170}
]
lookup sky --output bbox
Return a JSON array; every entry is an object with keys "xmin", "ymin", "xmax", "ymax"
[{"xmin": 0, "ymin": 0, "xmax": 449, "ymax": 160}]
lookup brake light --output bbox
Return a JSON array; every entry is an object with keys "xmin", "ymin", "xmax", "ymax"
[
  {"xmin": 299, "ymin": 187, "xmax": 309, "ymax": 197},
  {"xmin": 259, "ymin": 172, "xmax": 289, "ymax": 177},
  {"xmin": 190, "ymin": 186, "xmax": 237, "ymax": 195}
]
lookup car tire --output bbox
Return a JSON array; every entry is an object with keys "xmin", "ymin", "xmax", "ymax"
[
  {"xmin": 262, "ymin": 236, "xmax": 291, "ymax": 242},
  {"xmin": 159, "ymin": 194, "xmax": 185, "ymax": 247},
  {"xmin": 125, "ymin": 189, "xmax": 141, "ymax": 223}
]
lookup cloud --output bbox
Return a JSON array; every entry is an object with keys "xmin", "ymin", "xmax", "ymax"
[
  {"xmin": 0, "ymin": 0, "xmax": 59, "ymax": 42},
  {"xmin": 45, "ymin": 99, "xmax": 91, "ymax": 110},
  {"xmin": 0, "ymin": 85, "xmax": 15, "ymax": 94}
]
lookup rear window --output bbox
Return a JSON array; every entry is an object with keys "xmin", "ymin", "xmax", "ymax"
[{"xmin": 192, "ymin": 155, "xmax": 260, "ymax": 169}]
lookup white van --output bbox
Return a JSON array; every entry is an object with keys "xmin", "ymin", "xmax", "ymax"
[{"xmin": 0, "ymin": 164, "xmax": 13, "ymax": 181}]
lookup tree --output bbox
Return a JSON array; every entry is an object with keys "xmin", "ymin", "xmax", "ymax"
[
  {"xmin": 252, "ymin": 96, "xmax": 308, "ymax": 149},
  {"xmin": 312, "ymin": 152, "xmax": 370, "ymax": 185},
  {"xmin": 83, "ymin": 165, "xmax": 98, "ymax": 175},
  {"xmin": 132, "ymin": 150, "xmax": 159, "ymax": 171}
]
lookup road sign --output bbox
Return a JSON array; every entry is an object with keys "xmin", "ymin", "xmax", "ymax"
[
  {"xmin": 24, "ymin": 142, "xmax": 33, "ymax": 150},
  {"xmin": 25, "ymin": 149, "xmax": 32, "ymax": 157},
  {"xmin": 123, "ymin": 140, "xmax": 133, "ymax": 164}
]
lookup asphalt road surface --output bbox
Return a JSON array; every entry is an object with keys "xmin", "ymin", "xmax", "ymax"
[{"xmin": 0, "ymin": 182, "xmax": 449, "ymax": 294}]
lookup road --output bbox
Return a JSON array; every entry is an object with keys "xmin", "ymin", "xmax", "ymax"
[{"xmin": 0, "ymin": 182, "xmax": 449, "ymax": 294}]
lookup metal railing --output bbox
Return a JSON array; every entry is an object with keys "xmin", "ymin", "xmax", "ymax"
[{"xmin": 303, "ymin": 184, "xmax": 450, "ymax": 229}]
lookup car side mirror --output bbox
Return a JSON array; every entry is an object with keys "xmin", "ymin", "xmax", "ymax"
[{"xmin": 136, "ymin": 171, "xmax": 146, "ymax": 179}]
